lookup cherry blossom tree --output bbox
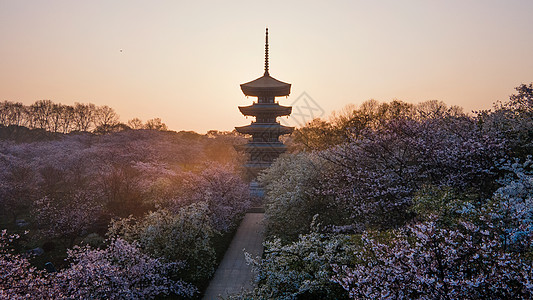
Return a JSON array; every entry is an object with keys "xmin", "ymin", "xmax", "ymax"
[
  {"xmin": 168, "ymin": 163, "xmax": 251, "ymax": 232},
  {"xmin": 332, "ymin": 158, "xmax": 533, "ymax": 299},
  {"xmin": 0, "ymin": 161, "xmax": 38, "ymax": 223},
  {"xmin": 34, "ymin": 191, "xmax": 103, "ymax": 247},
  {"xmin": 242, "ymin": 221, "xmax": 352, "ymax": 299},
  {"xmin": 258, "ymin": 153, "xmax": 350, "ymax": 241},
  {"xmin": 0, "ymin": 230, "xmax": 56, "ymax": 299},
  {"xmin": 333, "ymin": 220, "xmax": 532, "ymax": 299},
  {"xmin": 264, "ymin": 99, "xmax": 508, "ymax": 237},
  {"xmin": 244, "ymin": 158, "xmax": 532, "ymax": 299},
  {"xmin": 53, "ymin": 238, "xmax": 196, "ymax": 299},
  {"xmin": 108, "ymin": 203, "xmax": 217, "ymax": 285},
  {"xmin": 478, "ymin": 83, "xmax": 533, "ymax": 159},
  {"xmin": 322, "ymin": 115, "xmax": 506, "ymax": 229},
  {"xmin": 0, "ymin": 231, "xmax": 196, "ymax": 299}
]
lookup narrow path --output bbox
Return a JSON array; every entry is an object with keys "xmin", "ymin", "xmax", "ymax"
[{"xmin": 202, "ymin": 213, "xmax": 265, "ymax": 300}]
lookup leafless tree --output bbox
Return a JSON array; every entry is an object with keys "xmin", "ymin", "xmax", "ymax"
[
  {"xmin": 30, "ymin": 100, "xmax": 54, "ymax": 130},
  {"xmin": 94, "ymin": 105, "xmax": 120, "ymax": 133},
  {"xmin": 144, "ymin": 118, "xmax": 167, "ymax": 131},
  {"xmin": 73, "ymin": 102, "xmax": 96, "ymax": 132},
  {"xmin": 127, "ymin": 118, "xmax": 143, "ymax": 129}
]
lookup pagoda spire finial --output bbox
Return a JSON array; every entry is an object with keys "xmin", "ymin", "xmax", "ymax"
[{"xmin": 264, "ymin": 27, "xmax": 269, "ymax": 76}]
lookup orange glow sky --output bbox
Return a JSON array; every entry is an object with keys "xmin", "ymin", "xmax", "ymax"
[{"xmin": 1, "ymin": 1, "xmax": 532, "ymax": 133}]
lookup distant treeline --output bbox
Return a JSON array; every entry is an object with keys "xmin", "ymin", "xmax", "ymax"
[{"xmin": 0, "ymin": 100, "xmax": 167, "ymax": 134}]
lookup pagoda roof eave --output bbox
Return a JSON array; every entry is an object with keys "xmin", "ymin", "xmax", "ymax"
[
  {"xmin": 238, "ymin": 103, "xmax": 292, "ymax": 116},
  {"xmin": 240, "ymin": 74, "xmax": 291, "ymax": 97},
  {"xmin": 235, "ymin": 123, "xmax": 294, "ymax": 135}
]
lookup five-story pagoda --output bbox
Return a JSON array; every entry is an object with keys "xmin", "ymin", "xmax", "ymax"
[{"xmin": 236, "ymin": 28, "xmax": 294, "ymax": 178}]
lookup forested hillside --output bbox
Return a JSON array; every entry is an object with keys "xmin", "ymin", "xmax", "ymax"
[
  {"xmin": 0, "ymin": 126, "xmax": 251, "ymax": 298},
  {"xmin": 1, "ymin": 83, "xmax": 532, "ymax": 299},
  {"xmin": 239, "ymin": 83, "xmax": 533, "ymax": 299}
]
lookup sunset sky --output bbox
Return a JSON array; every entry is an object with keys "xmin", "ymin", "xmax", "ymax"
[{"xmin": 1, "ymin": 0, "xmax": 532, "ymax": 133}]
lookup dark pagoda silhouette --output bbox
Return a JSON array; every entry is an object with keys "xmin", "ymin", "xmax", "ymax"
[{"xmin": 236, "ymin": 28, "xmax": 293, "ymax": 179}]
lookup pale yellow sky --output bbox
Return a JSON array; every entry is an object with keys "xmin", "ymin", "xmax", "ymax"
[{"xmin": 1, "ymin": 0, "xmax": 532, "ymax": 133}]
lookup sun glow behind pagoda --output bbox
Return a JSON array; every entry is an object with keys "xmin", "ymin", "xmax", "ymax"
[{"xmin": 236, "ymin": 28, "xmax": 294, "ymax": 179}]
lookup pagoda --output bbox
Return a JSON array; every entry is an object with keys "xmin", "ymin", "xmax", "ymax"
[{"xmin": 236, "ymin": 28, "xmax": 294, "ymax": 178}]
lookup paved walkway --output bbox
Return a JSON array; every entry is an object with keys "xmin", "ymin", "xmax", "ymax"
[{"xmin": 202, "ymin": 213, "xmax": 265, "ymax": 300}]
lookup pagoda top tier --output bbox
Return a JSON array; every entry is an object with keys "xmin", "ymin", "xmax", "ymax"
[
  {"xmin": 240, "ymin": 75, "xmax": 291, "ymax": 97},
  {"xmin": 240, "ymin": 28, "xmax": 291, "ymax": 97}
]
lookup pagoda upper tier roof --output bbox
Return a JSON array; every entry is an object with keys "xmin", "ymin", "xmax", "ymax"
[
  {"xmin": 239, "ymin": 103, "xmax": 292, "ymax": 116},
  {"xmin": 240, "ymin": 74, "xmax": 291, "ymax": 97},
  {"xmin": 235, "ymin": 123, "xmax": 294, "ymax": 135}
]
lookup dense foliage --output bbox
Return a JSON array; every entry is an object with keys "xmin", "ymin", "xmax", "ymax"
[
  {"xmin": 241, "ymin": 219, "xmax": 353, "ymax": 300},
  {"xmin": 2, "ymin": 83, "xmax": 532, "ymax": 299},
  {"xmin": 0, "ymin": 127, "xmax": 249, "ymax": 298},
  {"xmin": 1, "ymin": 231, "xmax": 196, "ymax": 299},
  {"xmin": 333, "ymin": 159, "xmax": 533, "ymax": 299},
  {"xmin": 108, "ymin": 204, "xmax": 218, "ymax": 285},
  {"xmin": 244, "ymin": 83, "xmax": 533, "ymax": 299}
]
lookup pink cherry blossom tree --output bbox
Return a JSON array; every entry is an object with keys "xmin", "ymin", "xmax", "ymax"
[
  {"xmin": 0, "ymin": 230, "xmax": 56, "ymax": 299},
  {"xmin": 34, "ymin": 191, "xmax": 103, "ymax": 248},
  {"xmin": 322, "ymin": 115, "xmax": 506, "ymax": 229},
  {"xmin": 332, "ymin": 158, "xmax": 533, "ymax": 299},
  {"xmin": 54, "ymin": 238, "xmax": 196, "ymax": 299},
  {"xmin": 169, "ymin": 163, "xmax": 251, "ymax": 232},
  {"xmin": 1, "ymin": 230, "xmax": 196, "ymax": 299}
]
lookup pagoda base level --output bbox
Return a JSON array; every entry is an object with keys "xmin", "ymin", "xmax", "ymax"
[
  {"xmin": 249, "ymin": 181, "xmax": 265, "ymax": 199},
  {"xmin": 245, "ymin": 161, "xmax": 274, "ymax": 169}
]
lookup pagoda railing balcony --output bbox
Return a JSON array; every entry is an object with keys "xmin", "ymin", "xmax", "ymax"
[
  {"xmin": 250, "ymin": 121, "xmax": 281, "ymax": 125},
  {"xmin": 253, "ymin": 101, "xmax": 280, "ymax": 105}
]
